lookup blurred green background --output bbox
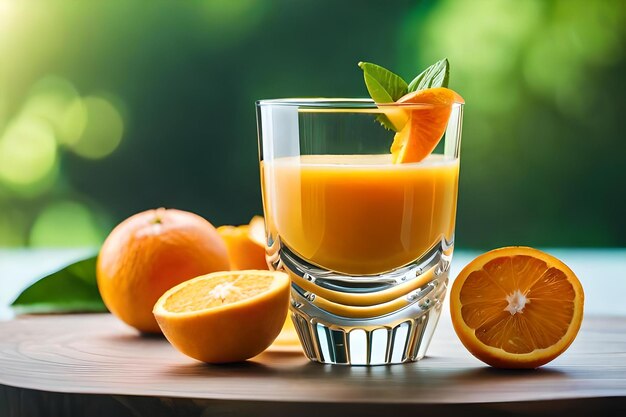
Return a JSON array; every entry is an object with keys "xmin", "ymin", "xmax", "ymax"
[{"xmin": 0, "ymin": 0, "xmax": 624, "ymax": 250}]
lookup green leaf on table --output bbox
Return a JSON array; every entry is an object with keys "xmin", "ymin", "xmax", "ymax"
[
  {"xmin": 10, "ymin": 255, "xmax": 107, "ymax": 314},
  {"xmin": 358, "ymin": 62, "xmax": 408, "ymax": 131},
  {"xmin": 407, "ymin": 58, "xmax": 450, "ymax": 92}
]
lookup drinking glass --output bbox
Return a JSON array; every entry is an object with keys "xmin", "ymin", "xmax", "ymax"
[{"xmin": 257, "ymin": 98, "xmax": 463, "ymax": 365}]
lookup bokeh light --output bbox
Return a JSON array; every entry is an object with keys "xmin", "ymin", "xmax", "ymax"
[
  {"xmin": 21, "ymin": 76, "xmax": 86, "ymax": 145},
  {"xmin": 0, "ymin": 117, "xmax": 58, "ymax": 191},
  {"xmin": 59, "ymin": 97, "xmax": 88, "ymax": 146},
  {"xmin": 69, "ymin": 96, "xmax": 124, "ymax": 159},
  {"xmin": 29, "ymin": 200, "xmax": 106, "ymax": 247}
]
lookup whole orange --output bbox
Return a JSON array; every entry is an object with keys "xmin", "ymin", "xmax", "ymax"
[{"xmin": 97, "ymin": 208, "xmax": 230, "ymax": 333}]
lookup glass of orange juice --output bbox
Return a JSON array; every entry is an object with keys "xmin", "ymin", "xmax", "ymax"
[{"xmin": 257, "ymin": 98, "xmax": 463, "ymax": 365}]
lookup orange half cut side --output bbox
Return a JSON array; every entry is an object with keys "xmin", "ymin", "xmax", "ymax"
[
  {"xmin": 153, "ymin": 270, "xmax": 290, "ymax": 363},
  {"xmin": 217, "ymin": 217, "xmax": 268, "ymax": 270},
  {"xmin": 450, "ymin": 247, "xmax": 584, "ymax": 368}
]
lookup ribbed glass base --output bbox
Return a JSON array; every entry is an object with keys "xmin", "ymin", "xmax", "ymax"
[{"xmin": 269, "ymin": 240, "xmax": 452, "ymax": 365}]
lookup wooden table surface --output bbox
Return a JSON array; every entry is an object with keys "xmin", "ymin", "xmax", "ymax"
[{"xmin": 1, "ymin": 249, "xmax": 626, "ymax": 416}]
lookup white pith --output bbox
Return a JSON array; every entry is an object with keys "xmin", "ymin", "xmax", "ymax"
[
  {"xmin": 208, "ymin": 282, "xmax": 239, "ymax": 303},
  {"xmin": 504, "ymin": 290, "xmax": 529, "ymax": 315}
]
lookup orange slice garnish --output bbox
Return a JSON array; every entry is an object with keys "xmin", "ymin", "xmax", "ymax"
[
  {"xmin": 389, "ymin": 87, "xmax": 464, "ymax": 164},
  {"xmin": 450, "ymin": 247, "xmax": 584, "ymax": 368},
  {"xmin": 153, "ymin": 270, "xmax": 290, "ymax": 363}
]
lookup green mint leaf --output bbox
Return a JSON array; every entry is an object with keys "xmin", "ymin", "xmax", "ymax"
[
  {"xmin": 11, "ymin": 255, "xmax": 107, "ymax": 314},
  {"xmin": 358, "ymin": 62, "xmax": 408, "ymax": 131},
  {"xmin": 358, "ymin": 61, "xmax": 408, "ymax": 102},
  {"xmin": 407, "ymin": 58, "xmax": 450, "ymax": 92}
]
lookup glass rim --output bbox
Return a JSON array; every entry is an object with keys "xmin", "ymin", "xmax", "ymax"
[{"xmin": 256, "ymin": 98, "xmax": 464, "ymax": 109}]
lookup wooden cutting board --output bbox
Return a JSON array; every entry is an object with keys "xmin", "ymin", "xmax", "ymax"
[{"xmin": 1, "ymin": 313, "xmax": 625, "ymax": 417}]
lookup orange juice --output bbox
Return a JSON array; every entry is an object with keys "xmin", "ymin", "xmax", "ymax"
[{"xmin": 261, "ymin": 154, "xmax": 459, "ymax": 275}]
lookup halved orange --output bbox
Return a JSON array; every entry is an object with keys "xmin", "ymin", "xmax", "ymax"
[
  {"xmin": 217, "ymin": 217, "xmax": 301, "ymax": 351},
  {"xmin": 248, "ymin": 215, "xmax": 266, "ymax": 246},
  {"xmin": 217, "ymin": 216, "xmax": 268, "ymax": 270},
  {"xmin": 153, "ymin": 270, "xmax": 290, "ymax": 363},
  {"xmin": 450, "ymin": 247, "xmax": 584, "ymax": 368},
  {"xmin": 389, "ymin": 87, "xmax": 464, "ymax": 164}
]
